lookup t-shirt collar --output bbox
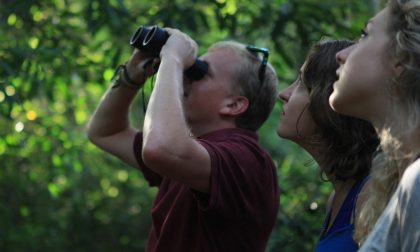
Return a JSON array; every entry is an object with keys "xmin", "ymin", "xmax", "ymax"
[{"xmin": 197, "ymin": 128, "xmax": 258, "ymax": 141}]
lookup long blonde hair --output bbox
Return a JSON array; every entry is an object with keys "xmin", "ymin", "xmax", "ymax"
[{"xmin": 354, "ymin": 0, "xmax": 420, "ymax": 244}]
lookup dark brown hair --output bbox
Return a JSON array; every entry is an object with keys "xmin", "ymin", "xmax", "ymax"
[{"xmin": 303, "ymin": 39, "xmax": 380, "ymax": 180}]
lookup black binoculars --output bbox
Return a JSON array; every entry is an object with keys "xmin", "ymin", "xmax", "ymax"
[{"xmin": 130, "ymin": 25, "xmax": 208, "ymax": 81}]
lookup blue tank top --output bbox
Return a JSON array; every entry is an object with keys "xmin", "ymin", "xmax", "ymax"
[{"xmin": 314, "ymin": 176, "xmax": 369, "ymax": 252}]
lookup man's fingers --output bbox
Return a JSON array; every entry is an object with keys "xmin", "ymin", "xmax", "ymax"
[{"xmin": 143, "ymin": 58, "xmax": 160, "ymax": 76}]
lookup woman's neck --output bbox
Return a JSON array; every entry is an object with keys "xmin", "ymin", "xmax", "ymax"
[{"xmin": 331, "ymin": 176, "xmax": 356, "ymax": 193}]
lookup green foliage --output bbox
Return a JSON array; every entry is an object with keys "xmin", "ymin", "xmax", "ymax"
[{"xmin": 1, "ymin": 0, "xmax": 376, "ymax": 251}]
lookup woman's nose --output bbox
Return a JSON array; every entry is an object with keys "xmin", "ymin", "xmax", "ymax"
[
  {"xmin": 278, "ymin": 84, "xmax": 294, "ymax": 102},
  {"xmin": 335, "ymin": 44, "xmax": 355, "ymax": 65}
]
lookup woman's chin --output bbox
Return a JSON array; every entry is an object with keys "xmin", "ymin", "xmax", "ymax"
[
  {"xmin": 328, "ymin": 91, "xmax": 342, "ymax": 113},
  {"xmin": 276, "ymin": 127, "xmax": 291, "ymax": 140}
]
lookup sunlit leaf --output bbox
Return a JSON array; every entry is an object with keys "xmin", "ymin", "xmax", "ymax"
[{"xmin": 48, "ymin": 183, "xmax": 60, "ymax": 198}]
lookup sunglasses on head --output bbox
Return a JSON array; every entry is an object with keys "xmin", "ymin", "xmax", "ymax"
[{"xmin": 246, "ymin": 45, "xmax": 269, "ymax": 83}]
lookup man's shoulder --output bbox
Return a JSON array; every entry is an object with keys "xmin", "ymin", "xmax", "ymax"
[
  {"xmin": 199, "ymin": 128, "xmax": 274, "ymax": 163},
  {"xmin": 199, "ymin": 128, "xmax": 262, "ymax": 148},
  {"xmin": 199, "ymin": 128, "xmax": 257, "ymax": 141}
]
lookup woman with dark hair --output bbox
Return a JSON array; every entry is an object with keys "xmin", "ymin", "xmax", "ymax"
[{"xmin": 277, "ymin": 39, "xmax": 379, "ymax": 251}]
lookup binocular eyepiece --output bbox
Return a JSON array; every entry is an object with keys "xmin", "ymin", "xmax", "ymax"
[{"xmin": 130, "ymin": 25, "xmax": 208, "ymax": 81}]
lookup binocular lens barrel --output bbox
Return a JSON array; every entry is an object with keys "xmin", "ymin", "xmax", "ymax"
[
  {"xmin": 130, "ymin": 25, "xmax": 208, "ymax": 80},
  {"xmin": 130, "ymin": 26, "xmax": 150, "ymax": 49},
  {"xmin": 185, "ymin": 60, "xmax": 209, "ymax": 81},
  {"xmin": 143, "ymin": 26, "xmax": 169, "ymax": 54}
]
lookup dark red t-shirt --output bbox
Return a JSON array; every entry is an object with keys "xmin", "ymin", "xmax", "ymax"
[{"xmin": 134, "ymin": 128, "xmax": 279, "ymax": 252}]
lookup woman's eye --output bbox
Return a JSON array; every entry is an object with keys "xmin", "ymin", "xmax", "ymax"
[
  {"xmin": 359, "ymin": 29, "xmax": 368, "ymax": 41},
  {"xmin": 297, "ymin": 79, "xmax": 302, "ymax": 86},
  {"xmin": 297, "ymin": 76, "xmax": 304, "ymax": 87},
  {"xmin": 297, "ymin": 82, "xmax": 306, "ymax": 91}
]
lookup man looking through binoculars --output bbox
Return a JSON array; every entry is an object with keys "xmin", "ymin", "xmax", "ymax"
[{"xmin": 87, "ymin": 27, "xmax": 279, "ymax": 252}]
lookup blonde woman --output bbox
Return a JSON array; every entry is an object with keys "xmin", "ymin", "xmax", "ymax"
[{"xmin": 330, "ymin": 0, "xmax": 420, "ymax": 250}]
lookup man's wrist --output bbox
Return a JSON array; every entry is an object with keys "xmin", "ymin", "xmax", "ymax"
[
  {"xmin": 122, "ymin": 65, "xmax": 144, "ymax": 87},
  {"xmin": 111, "ymin": 64, "xmax": 144, "ymax": 90}
]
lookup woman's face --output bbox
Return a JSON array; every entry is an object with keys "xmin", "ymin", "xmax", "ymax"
[
  {"xmin": 277, "ymin": 64, "xmax": 317, "ymax": 143},
  {"xmin": 329, "ymin": 7, "xmax": 397, "ymax": 126}
]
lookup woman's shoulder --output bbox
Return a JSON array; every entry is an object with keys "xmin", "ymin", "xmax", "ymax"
[{"xmin": 400, "ymin": 158, "xmax": 420, "ymax": 190}]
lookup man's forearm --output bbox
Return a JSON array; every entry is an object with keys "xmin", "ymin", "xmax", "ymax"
[
  {"xmin": 87, "ymin": 83, "xmax": 139, "ymax": 139},
  {"xmin": 143, "ymin": 57, "xmax": 189, "ymax": 147}
]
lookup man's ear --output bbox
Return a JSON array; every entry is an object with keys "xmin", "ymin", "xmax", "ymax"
[{"xmin": 220, "ymin": 96, "xmax": 249, "ymax": 116}]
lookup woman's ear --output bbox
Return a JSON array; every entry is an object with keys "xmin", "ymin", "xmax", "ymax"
[
  {"xmin": 220, "ymin": 96, "xmax": 249, "ymax": 116},
  {"xmin": 394, "ymin": 61, "xmax": 403, "ymax": 77}
]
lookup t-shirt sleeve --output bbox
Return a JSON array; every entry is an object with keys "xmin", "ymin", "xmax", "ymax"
[
  {"xmin": 196, "ymin": 137, "xmax": 278, "ymax": 220},
  {"xmin": 359, "ymin": 159, "xmax": 420, "ymax": 252},
  {"xmin": 398, "ymin": 160, "xmax": 420, "ymax": 251},
  {"xmin": 133, "ymin": 132, "xmax": 163, "ymax": 187}
]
